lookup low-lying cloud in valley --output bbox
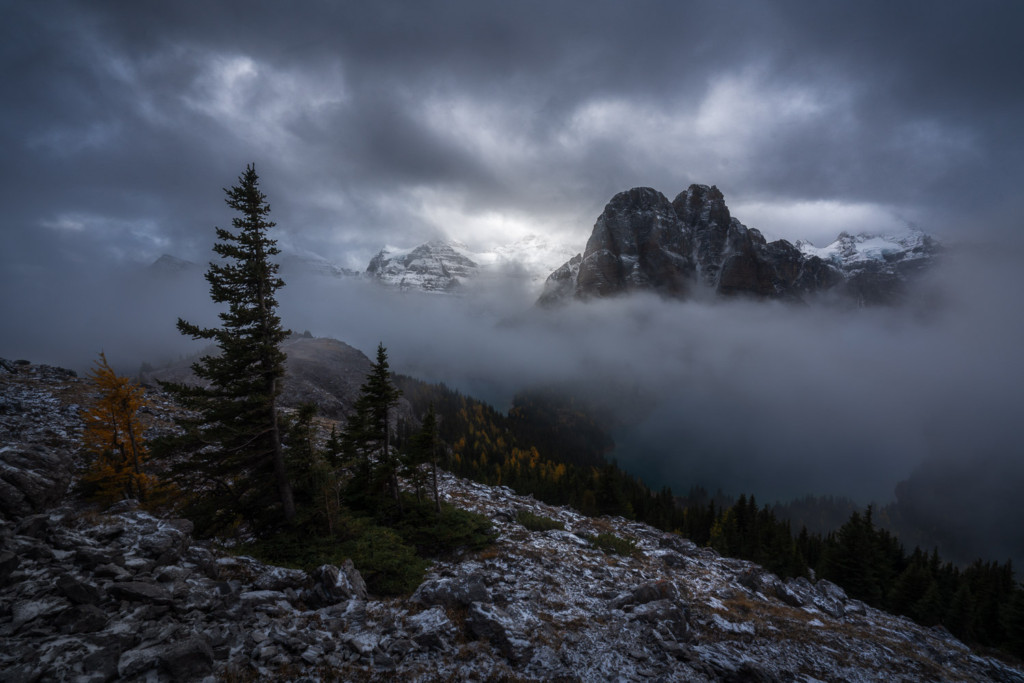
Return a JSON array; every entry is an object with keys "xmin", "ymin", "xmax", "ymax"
[
  {"xmin": 3, "ymin": 1, "xmax": 1023, "ymax": 567},
  {"xmin": 2, "ymin": 226, "xmax": 1022, "ymax": 563}
]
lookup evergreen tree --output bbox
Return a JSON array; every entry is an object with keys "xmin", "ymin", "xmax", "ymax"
[
  {"xmin": 343, "ymin": 343, "xmax": 403, "ymax": 508},
  {"xmin": 159, "ymin": 164, "xmax": 294, "ymax": 534},
  {"xmin": 1003, "ymin": 588, "xmax": 1024, "ymax": 658},
  {"xmin": 821, "ymin": 508, "xmax": 884, "ymax": 603},
  {"xmin": 284, "ymin": 402, "xmax": 319, "ymax": 506},
  {"xmin": 946, "ymin": 583, "xmax": 975, "ymax": 642},
  {"xmin": 409, "ymin": 403, "xmax": 442, "ymax": 513}
]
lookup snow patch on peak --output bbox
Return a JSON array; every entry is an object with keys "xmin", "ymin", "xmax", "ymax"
[
  {"xmin": 797, "ymin": 229, "xmax": 933, "ymax": 267},
  {"xmin": 367, "ymin": 236, "xmax": 577, "ymax": 294}
]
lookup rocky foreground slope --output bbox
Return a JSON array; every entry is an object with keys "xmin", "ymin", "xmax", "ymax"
[{"xmin": 2, "ymin": 359, "xmax": 1022, "ymax": 682}]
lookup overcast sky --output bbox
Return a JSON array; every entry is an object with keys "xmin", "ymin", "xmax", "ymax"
[
  {"xmin": 4, "ymin": 3, "xmax": 1024, "ymax": 547},
  {"xmin": 2, "ymin": 0, "xmax": 1023, "ymax": 275}
]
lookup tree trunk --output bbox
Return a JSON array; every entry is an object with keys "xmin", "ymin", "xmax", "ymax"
[
  {"xmin": 124, "ymin": 418, "xmax": 143, "ymax": 501},
  {"xmin": 432, "ymin": 457, "xmax": 441, "ymax": 514},
  {"xmin": 269, "ymin": 387, "xmax": 295, "ymax": 522}
]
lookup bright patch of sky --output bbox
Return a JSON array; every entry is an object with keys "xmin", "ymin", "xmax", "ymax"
[
  {"xmin": 421, "ymin": 95, "xmax": 540, "ymax": 172},
  {"xmin": 181, "ymin": 54, "xmax": 348, "ymax": 159},
  {"xmin": 410, "ymin": 186, "xmax": 574, "ymax": 253},
  {"xmin": 733, "ymin": 199, "xmax": 911, "ymax": 246}
]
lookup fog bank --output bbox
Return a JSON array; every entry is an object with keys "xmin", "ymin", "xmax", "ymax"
[{"xmin": 2, "ymin": 244, "xmax": 1021, "ymax": 509}]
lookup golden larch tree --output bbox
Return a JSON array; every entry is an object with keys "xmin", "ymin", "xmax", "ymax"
[{"xmin": 81, "ymin": 352, "xmax": 155, "ymax": 503}]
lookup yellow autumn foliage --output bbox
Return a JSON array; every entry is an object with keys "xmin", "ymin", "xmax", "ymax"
[{"xmin": 80, "ymin": 352, "xmax": 158, "ymax": 504}]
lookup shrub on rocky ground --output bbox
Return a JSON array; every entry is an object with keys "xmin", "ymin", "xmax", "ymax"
[
  {"xmin": 242, "ymin": 496, "xmax": 495, "ymax": 596},
  {"xmin": 515, "ymin": 510, "xmax": 565, "ymax": 532},
  {"xmin": 582, "ymin": 532, "xmax": 637, "ymax": 557}
]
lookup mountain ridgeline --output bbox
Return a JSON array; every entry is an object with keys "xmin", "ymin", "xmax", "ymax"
[{"xmin": 540, "ymin": 184, "xmax": 939, "ymax": 306}]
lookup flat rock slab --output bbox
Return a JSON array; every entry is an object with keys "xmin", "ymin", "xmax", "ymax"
[{"xmin": 108, "ymin": 581, "xmax": 173, "ymax": 606}]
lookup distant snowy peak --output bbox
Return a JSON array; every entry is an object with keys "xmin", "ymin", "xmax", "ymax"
[
  {"xmin": 796, "ymin": 230, "xmax": 938, "ymax": 269},
  {"xmin": 366, "ymin": 236, "xmax": 577, "ymax": 294},
  {"xmin": 366, "ymin": 240, "xmax": 479, "ymax": 292}
]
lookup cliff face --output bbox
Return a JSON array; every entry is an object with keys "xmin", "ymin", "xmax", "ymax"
[{"xmin": 540, "ymin": 185, "xmax": 938, "ymax": 306}]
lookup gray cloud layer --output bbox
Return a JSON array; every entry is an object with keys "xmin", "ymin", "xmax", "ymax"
[
  {"xmin": 3, "ymin": 2, "xmax": 1023, "ymax": 541},
  {"xmin": 3, "ymin": 1, "xmax": 1022, "ymax": 276},
  {"xmin": 11, "ymin": 239, "xmax": 1012, "ymax": 508}
]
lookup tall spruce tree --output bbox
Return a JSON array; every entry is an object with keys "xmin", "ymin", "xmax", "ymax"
[
  {"xmin": 342, "ymin": 343, "xmax": 403, "ymax": 508},
  {"xmin": 160, "ymin": 164, "xmax": 294, "ymax": 534},
  {"xmin": 408, "ymin": 403, "xmax": 442, "ymax": 513}
]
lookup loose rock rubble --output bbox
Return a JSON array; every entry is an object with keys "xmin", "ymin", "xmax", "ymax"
[{"xmin": 2, "ymin": 358, "xmax": 1023, "ymax": 681}]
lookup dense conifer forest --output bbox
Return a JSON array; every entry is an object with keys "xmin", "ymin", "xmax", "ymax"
[{"xmin": 392, "ymin": 375, "xmax": 1024, "ymax": 658}]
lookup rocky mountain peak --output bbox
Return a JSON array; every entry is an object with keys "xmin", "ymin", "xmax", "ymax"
[
  {"xmin": 541, "ymin": 184, "xmax": 939, "ymax": 306},
  {"xmin": 671, "ymin": 183, "xmax": 731, "ymax": 231},
  {"xmin": 147, "ymin": 254, "xmax": 200, "ymax": 277},
  {"xmin": 366, "ymin": 240, "xmax": 479, "ymax": 292},
  {"xmin": 574, "ymin": 187, "xmax": 692, "ymax": 299}
]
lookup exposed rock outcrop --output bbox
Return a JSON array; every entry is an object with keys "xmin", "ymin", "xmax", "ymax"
[
  {"xmin": 540, "ymin": 184, "xmax": 939, "ymax": 306},
  {"xmin": 3, "ymin": 359, "xmax": 1019, "ymax": 682}
]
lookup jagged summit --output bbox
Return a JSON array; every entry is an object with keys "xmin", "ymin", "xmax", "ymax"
[{"xmin": 540, "ymin": 185, "xmax": 940, "ymax": 306}]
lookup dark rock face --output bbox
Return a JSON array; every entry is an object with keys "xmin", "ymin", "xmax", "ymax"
[
  {"xmin": 0, "ymin": 446, "xmax": 73, "ymax": 521},
  {"xmin": 541, "ymin": 184, "xmax": 937, "ymax": 305},
  {"xmin": 305, "ymin": 561, "xmax": 369, "ymax": 607},
  {"xmin": 536, "ymin": 253, "xmax": 582, "ymax": 306},
  {"xmin": 574, "ymin": 187, "xmax": 694, "ymax": 298}
]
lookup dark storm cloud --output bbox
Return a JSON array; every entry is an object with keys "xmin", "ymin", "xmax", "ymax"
[{"xmin": 5, "ymin": 0, "xmax": 1022, "ymax": 276}]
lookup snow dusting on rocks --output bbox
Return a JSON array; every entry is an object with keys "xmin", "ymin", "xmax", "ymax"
[{"xmin": 2, "ymin": 358, "xmax": 1023, "ymax": 682}]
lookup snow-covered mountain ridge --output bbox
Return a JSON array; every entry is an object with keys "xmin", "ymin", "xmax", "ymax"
[
  {"xmin": 365, "ymin": 236, "xmax": 577, "ymax": 293},
  {"xmin": 2, "ymin": 358, "xmax": 1021, "ymax": 682},
  {"xmin": 797, "ymin": 229, "xmax": 937, "ymax": 268}
]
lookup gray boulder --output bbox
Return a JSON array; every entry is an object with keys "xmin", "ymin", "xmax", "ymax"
[
  {"xmin": 118, "ymin": 636, "xmax": 214, "ymax": 680},
  {"xmin": 56, "ymin": 574, "xmax": 104, "ymax": 605},
  {"xmin": 304, "ymin": 560, "xmax": 368, "ymax": 607},
  {"xmin": 611, "ymin": 580, "xmax": 679, "ymax": 610},
  {"xmin": 407, "ymin": 605, "xmax": 456, "ymax": 650},
  {"xmin": 412, "ymin": 573, "xmax": 489, "ymax": 608},
  {"xmin": 0, "ymin": 550, "xmax": 19, "ymax": 585},
  {"xmin": 466, "ymin": 601, "xmax": 533, "ymax": 663},
  {"xmin": 108, "ymin": 581, "xmax": 173, "ymax": 606},
  {"xmin": 0, "ymin": 445, "xmax": 73, "ymax": 520}
]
